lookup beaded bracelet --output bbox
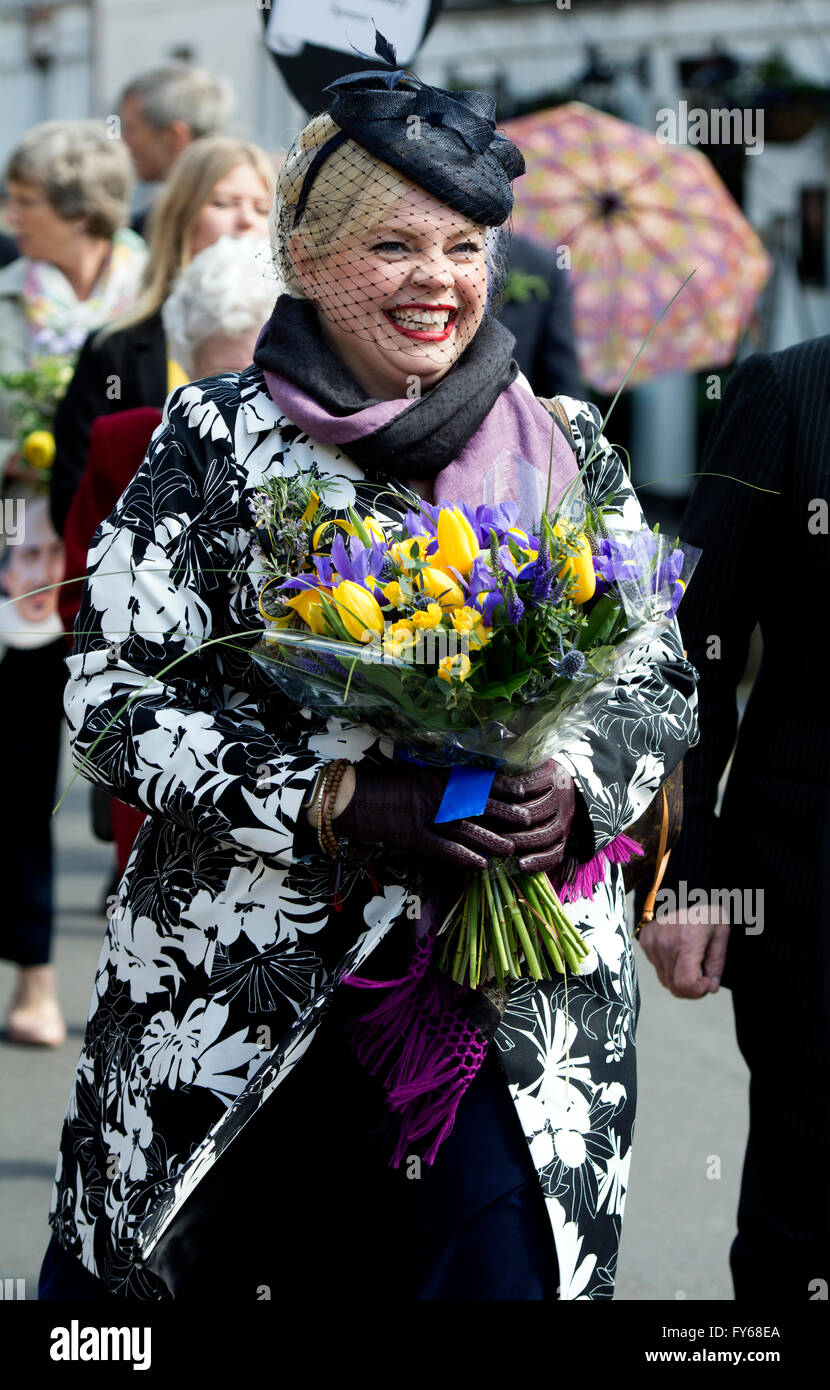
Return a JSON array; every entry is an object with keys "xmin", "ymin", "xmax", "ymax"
[{"xmin": 317, "ymin": 759, "xmax": 350, "ymax": 859}]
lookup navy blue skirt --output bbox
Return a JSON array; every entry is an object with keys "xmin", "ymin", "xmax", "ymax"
[{"xmin": 40, "ymin": 986, "xmax": 558, "ymax": 1301}]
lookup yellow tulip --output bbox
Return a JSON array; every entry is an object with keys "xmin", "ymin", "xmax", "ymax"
[
  {"xmin": 436, "ymin": 507, "xmax": 478, "ymax": 576},
  {"xmin": 22, "ymin": 429, "xmax": 55, "ymax": 471},
  {"xmin": 284, "ymin": 586, "xmax": 329, "ymax": 630},
  {"xmin": 555, "ymin": 525, "xmax": 596, "ymax": 605},
  {"xmin": 331, "ymin": 580, "xmax": 385, "ymax": 642},
  {"xmin": 411, "ymin": 603, "xmax": 443, "ymax": 630},
  {"xmin": 365, "ymin": 516, "xmax": 386, "ymax": 542},
  {"xmin": 437, "ymin": 652, "xmax": 472, "ymax": 683},
  {"xmin": 419, "ymin": 566, "xmax": 465, "ymax": 609}
]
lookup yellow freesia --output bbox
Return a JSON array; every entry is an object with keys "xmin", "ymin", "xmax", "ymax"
[
  {"xmin": 383, "ymin": 621, "xmax": 416, "ymax": 658},
  {"xmin": 419, "ymin": 566, "xmax": 465, "ymax": 609},
  {"xmin": 450, "ymin": 605, "xmax": 483, "ymax": 634},
  {"xmin": 436, "ymin": 507, "xmax": 478, "ymax": 576},
  {"xmin": 383, "ymin": 580, "xmax": 406, "ymax": 607},
  {"xmin": 437, "ymin": 652, "xmax": 472, "ymax": 683},
  {"xmin": 411, "ymin": 603, "xmax": 443, "ymax": 630},
  {"xmin": 389, "ymin": 534, "xmax": 430, "ymax": 568},
  {"xmin": 331, "ymin": 580, "xmax": 385, "ymax": 642}
]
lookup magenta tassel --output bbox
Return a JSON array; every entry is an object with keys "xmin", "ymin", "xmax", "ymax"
[
  {"xmin": 341, "ymin": 928, "xmax": 487, "ymax": 1168},
  {"xmin": 556, "ymin": 830, "xmax": 643, "ymax": 903}
]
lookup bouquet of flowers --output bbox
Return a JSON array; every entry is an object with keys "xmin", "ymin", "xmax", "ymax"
[
  {"xmin": 0, "ymin": 343, "xmax": 77, "ymax": 480},
  {"xmin": 249, "ymin": 463, "xmax": 698, "ymax": 990}
]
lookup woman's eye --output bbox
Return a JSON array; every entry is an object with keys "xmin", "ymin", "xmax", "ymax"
[
  {"xmin": 451, "ymin": 241, "xmax": 482, "ymax": 254},
  {"xmin": 371, "ymin": 240, "xmax": 407, "ymax": 253}
]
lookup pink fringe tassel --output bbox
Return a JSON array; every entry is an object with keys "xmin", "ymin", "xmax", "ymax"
[{"xmin": 555, "ymin": 830, "xmax": 643, "ymax": 903}]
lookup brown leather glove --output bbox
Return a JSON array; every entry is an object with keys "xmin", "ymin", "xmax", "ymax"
[
  {"xmin": 332, "ymin": 762, "xmax": 515, "ymax": 870},
  {"xmin": 481, "ymin": 759, "xmax": 576, "ymax": 873}
]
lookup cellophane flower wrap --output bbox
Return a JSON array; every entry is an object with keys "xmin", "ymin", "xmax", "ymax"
[{"xmin": 248, "ymin": 464, "xmax": 699, "ymax": 990}]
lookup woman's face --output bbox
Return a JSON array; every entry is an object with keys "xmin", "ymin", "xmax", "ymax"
[
  {"xmin": 5, "ymin": 179, "xmax": 83, "ymax": 263},
  {"xmin": 188, "ymin": 162, "xmax": 272, "ymax": 258},
  {"xmin": 1, "ymin": 497, "xmax": 64, "ymax": 623},
  {"xmin": 294, "ymin": 185, "xmax": 490, "ymax": 400}
]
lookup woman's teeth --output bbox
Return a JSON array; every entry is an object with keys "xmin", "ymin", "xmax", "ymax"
[{"xmin": 388, "ymin": 308, "xmax": 453, "ymax": 327}]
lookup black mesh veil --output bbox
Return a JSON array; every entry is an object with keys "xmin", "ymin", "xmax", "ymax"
[{"xmin": 269, "ymin": 36, "xmax": 525, "ymax": 391}]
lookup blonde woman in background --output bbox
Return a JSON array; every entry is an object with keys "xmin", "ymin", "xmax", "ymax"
[
  {"xmin": 0, "ymin": 120, "xmax": 145, "ymax": 488},
  {"xmin": 49, "ymin": 136, "xmax": 275, "ymax": 535}
]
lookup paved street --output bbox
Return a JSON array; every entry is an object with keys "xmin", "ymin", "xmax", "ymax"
[{"xmin": 1, "ymin": 734, "xmax": 749, "ymax": 1302}]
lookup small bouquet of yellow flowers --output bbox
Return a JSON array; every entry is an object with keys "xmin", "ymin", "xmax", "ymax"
[
  {"xmin": 249, "ymin": 467, "xmax": 695, "ymax": 989},
  {"xmin": 0, "ymin": 352, "xmax": 75, "ymax": 482}
]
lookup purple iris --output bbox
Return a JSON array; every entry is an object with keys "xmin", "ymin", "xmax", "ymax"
[
  {"xmin": 403, "ymin": 509, "xmax": 433, "ymax": 538},
  {"xmin": 330, "ymin": 532, "xmax": 385, "ymax": 587},
  {"xmin": 594, "ymin": 532, "xmax": 686, "ymax": 614},
  {"xmin": 466, "ymin": 555, "xmax": 502, "ymax": 625},
  {"xmin": 471, "ymin": 501, "xmax": 519, "ymax": 545}
]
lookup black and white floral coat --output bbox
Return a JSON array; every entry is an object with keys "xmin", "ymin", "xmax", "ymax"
[{"xmin": 48, "ymin": 365, "xmax": 699, "ymax": 1300}]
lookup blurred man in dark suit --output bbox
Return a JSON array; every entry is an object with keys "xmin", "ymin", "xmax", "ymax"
[{"xmin": 639, "ymin": 334, "xmax": 830, "ymax": 1301}]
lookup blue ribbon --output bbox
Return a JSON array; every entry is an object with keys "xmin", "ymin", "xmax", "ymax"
[
  {"xmin": 395, "ymin": 750, "xmax": 497, "ymax": 823},
  {"xmin": 434, "ymin": 765, "xmax": 496, "ymax": 824}
]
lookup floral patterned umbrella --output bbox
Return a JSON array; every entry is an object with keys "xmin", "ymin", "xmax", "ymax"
[{"xmin": 502, "ymin": 101, "xmax": 772, "ymax": 393}]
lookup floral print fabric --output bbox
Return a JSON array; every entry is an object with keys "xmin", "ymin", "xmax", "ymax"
[{"xmin": 47, "ymin": 367, "xmax": 698, "ymax": 1299}]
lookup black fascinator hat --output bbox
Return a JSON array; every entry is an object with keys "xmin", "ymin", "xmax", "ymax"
[{"xmin": 292, "ymin": 29, "xmax": 525, "ymax": 230}]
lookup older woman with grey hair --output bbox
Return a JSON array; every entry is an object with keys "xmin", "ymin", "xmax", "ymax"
[
  {"xmin": 161, "ymin": 234, "xmax": 277, "ymax": 379},
  {"xmin": 0, "ymin": 119, "xmax": 146, "ymax": 1046},
  {"xmin": 0, "ymin": 119, "xmax": 147, "ymax": 486}
]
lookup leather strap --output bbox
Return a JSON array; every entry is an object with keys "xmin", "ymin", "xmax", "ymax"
[
  {"xmin": 634, "ymin": 785, "xmax": 672, "ymax": 937},
  {"xmin": 538, "ymin": 395, "xmax": 575, "ymax": 447}
]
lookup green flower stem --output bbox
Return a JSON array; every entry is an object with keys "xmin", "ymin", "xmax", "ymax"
[
  {"xmin": 498, "ymin": 869, "xmax": 544, "ymax": 979},
  {"xmin": 519, "ymin": 880, "xmax": 565, "ymax": 974},
  {"xmin": 477, "ymin": 882, "xmax": 487, "ymax": 987},
  {"xmin": 482, "ymin": 871, "xmax": 511, "ymax": 986},
  {"xmin": 467, "ymin": 875, "xmax": 480, "ymax": 988}
]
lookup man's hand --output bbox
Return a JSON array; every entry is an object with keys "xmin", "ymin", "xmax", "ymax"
[{"xmin": 638, "ymin": 906, "xmax": 730, "ymax": 999}]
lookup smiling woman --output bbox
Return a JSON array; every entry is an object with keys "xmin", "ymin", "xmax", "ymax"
[
  {"xmin": 270, "ymin": 112, "xmax": 510, "ymax": 401},
  {"xmin": 38, "ymin": 34, "xmax": 698, "ymax": 1305}
]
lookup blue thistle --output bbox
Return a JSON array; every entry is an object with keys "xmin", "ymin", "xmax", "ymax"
[{"xmin": 550, "ymin": 647, "xmax": 586, "ymax": 679}]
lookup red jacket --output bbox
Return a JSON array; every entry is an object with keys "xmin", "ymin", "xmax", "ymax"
[{"xmin": 60, "ymin": 407, "xmax": 163, "ymax": 646}]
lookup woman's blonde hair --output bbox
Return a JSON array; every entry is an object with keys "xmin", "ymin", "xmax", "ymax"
[
  {"xmin": 98, "ymin": 136, "xmax": 275, "ymax": 341},
  {"xmin": 273, "ymin": 113, "xmax": 417, "ymax": 298}
]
